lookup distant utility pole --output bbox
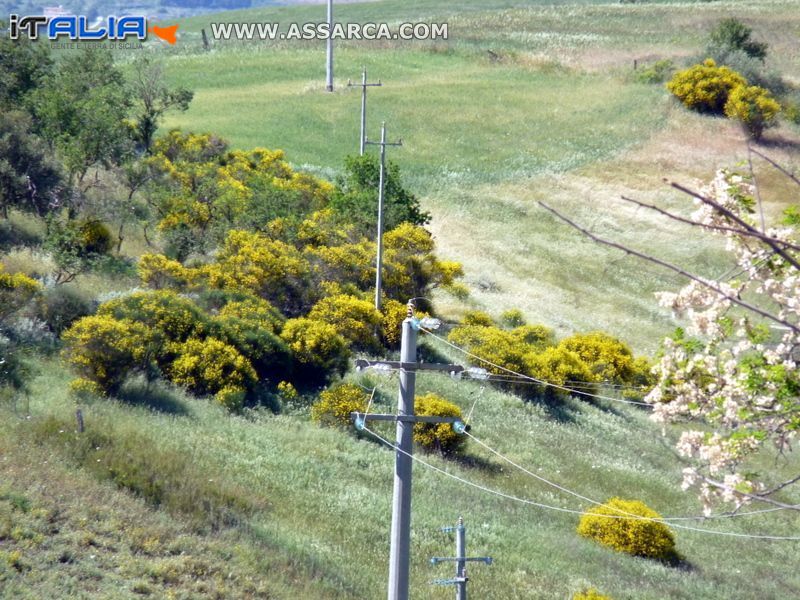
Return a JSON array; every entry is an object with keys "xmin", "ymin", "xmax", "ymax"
[
  {"xmin": 347, "ymin": 68, "xmax": 382, "ymax": 155},
  {"xmin": 353, "ymin": 302, "xmax": 475, "ymax": 600},
  {"xmin": 365, "ymin": 122, "xmax": 402, "ymax": 311},
  {"xmin": 431, "ymin": 516, "xmax": 493, "ymax": 600},
  {"xmin": 326, "ymin": 0, "xmax": 334, "ymax": 91}
]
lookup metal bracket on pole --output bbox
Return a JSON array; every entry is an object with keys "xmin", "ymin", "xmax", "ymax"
[
  {"xmin": 429, "ymin": 517, "xmax": 492, "ymax": 600},
  {"xmin": 347, "ymin": 67, "xmax": 382, "ymax": 155}
]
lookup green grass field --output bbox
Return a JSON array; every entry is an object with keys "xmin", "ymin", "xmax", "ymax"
[
  {"xmin": 3, "ymin": 1, "xmax": 800, "ymax": 598},
  {"xmin": 3, "ymin": 354, "xmax": 799, "ymax": 599}
]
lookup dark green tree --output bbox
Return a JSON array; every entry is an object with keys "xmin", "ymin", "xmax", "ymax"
[
  {"xmin": 0, "ymin": 110, "xmax": 62, "ymax": 219},
  {"xmin": 708, "ymin": 18, "xmax": 768, "ymax": 61},
  {"xmin": 31, "ymin": 50, "xmax": 134, "ymax": 189},
  {"xmin": 330, "ymin": 154, "xmax": 430, "ymax": 238},
  {"xmin": 0, "ymin": 23, "xmax": 53, "ymax": 109},
  {"xmin": 129, "ymin": 57, "xmax": 194, "ymax": 153}
]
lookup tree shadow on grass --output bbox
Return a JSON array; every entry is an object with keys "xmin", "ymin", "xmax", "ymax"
[
  {"xmin": 117, "ymin": 379, "xmax": 191, "ymax": 416},
  {"xmin": 0, "ymin": 219, "xmax": 41, "ymax": 251}
]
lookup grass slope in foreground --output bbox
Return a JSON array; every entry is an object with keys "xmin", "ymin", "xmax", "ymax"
[{"xmin": 2, "ymin": 357, "xmax": 799, "ymax": 598}]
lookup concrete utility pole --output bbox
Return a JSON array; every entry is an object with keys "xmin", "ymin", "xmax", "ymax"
[
  {"xmin": 365, "ymin": 122, "xmax": 402, "ymax": 311},
  {"xmin": 353, "ymin": 302, "xmax": 469, "ymax": 600},
  {"xmin": 326, "ymin": 0, "xmax": 334, "ymax": 91},
  {"xmin": 431, "ymin": 517, "xmax": 493, "ymax": 600},
  {"xmin": 347, "ymin": 68, "xmax": 382, "ymax": 155}
]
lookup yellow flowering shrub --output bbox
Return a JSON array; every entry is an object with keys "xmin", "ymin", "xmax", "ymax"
[
  {"xmin": 77, "ymin": 219, "xmax": 113, "ymax": 255},
  {"xmin": 62, "ymin": 315, "xmax": 159, "ymax": 394},
  {"xmin": 0, "ymin": 263, "xmax": 40, "ymax": 321},
  {"xmin": 380, "ymin": 299, "xmax": 408, "ymax": 349},
  {"xmin": 577, "ymin": 498, "xmax": 678, "ymax": 561},
  {"xmin": 97, "ymin": 290, "xmax": 208, "ymax": 351},
  {"xmin": 137, "ymin": 253, "xmax": 195, "ymax": 290},
  {"xmin": 205, "ymin": 230, "xmax": 310, "ymax": 313},
  {"xmin": 311, "ymin": 383, "xmax": 368, "ymax": 428},
  {"xmin": 558, "ymin": 332, "xmax": 635, "ymax": 384},
  {"xmin": 461, "ymin": 310, "xmax": 494, "ymax": 327},
  {"xmin": 167, "ymin": 337, "xmax": 256, "ymax": 399},
  {"xmin": 218, "ymin": 295, "xmax": 284, "ymax": 334},
  {"xmin": 280, "ymin": 318, "xmax": 350, "ymax": 383},
  {"xmin": 413, "ymin": 393, "xmax": 465, "ymax": 454},
  {"xmin": 724, "ymin": 84, "xmax": 781, "ymax": 141},
  {"xmin": 525, "ymin": 346, "xmax": 594, "ymax": 394},
  {"xmin": 667, "ymin": 59, "xmax": 747, "ymax": 113},
  {"xmin": 308, "ymin": 294, "xmax": 382, "ymax": 351}
]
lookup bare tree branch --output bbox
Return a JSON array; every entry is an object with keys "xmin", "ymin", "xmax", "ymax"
[
  {"xmin": 749, "ymin": 147, "xmax": 800, "ymax": 188},
  {"xmin": 619, "ymin": 195, "xmax": 800, "ymax": 254},
  {"xmin": 702, "ymin": 475, "xmax": 800, "ymax": 511},
  {"xmin": 668, "ymin": 180, "xmax": 800, "ymax": 272},
  {"xmin": 747, "ymin": 143, "xmax": 767, "ymax": 233},
  {"xmin": 538, "ymin": 201, "xmax": 800, "ymax": 334}
]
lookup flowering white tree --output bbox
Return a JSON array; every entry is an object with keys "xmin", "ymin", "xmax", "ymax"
[{"xmin": 542, "ymin": 150, "xmax": 800, "ymax": 512}]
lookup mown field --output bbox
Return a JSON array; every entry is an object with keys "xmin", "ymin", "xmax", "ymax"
[{"xmin": 3, "ymin": 1, "xmax": 800, "ymax": 599}]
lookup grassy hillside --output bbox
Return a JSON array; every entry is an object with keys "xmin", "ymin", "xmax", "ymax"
[
  {"xmin": 3, "ymin": 1, "xmax": 800, "ymax": 598},
  {"xmin": 3, "ymin": 354, "xmax": 799, "ymax": 599},
  {"xmin": 147, "ymin": 0, "xmax": 800, "ymax": 351}
]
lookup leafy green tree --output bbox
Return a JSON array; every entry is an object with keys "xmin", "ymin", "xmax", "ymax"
[
  {"xmin": 708, "ymin": 18, "xmax": 768, "ymax": 61},
  {"xmin": 129, "ymin": 57, "xmax": 193, "ymax": 153},
  {"xmin": 43, "ymin": 217, "xmax": 113, "ymax": 284},
  {"xmin": 31, "ymin": 50, "xmax": 133, "ymax": 188},
  {"xmin": 0, "ymin": 24, "xmax": 53, "ymax": 109},
  {"xmin": 0, "ymin": 110, "xmax": 62, "ymax": 219},
  {"xmin": 330, "ymin": 154, "xmax": 431, "ymax": 237}
]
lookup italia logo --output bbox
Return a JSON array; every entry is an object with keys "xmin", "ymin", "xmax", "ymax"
[{"xmin": 8, "ymin": 14, "xmax": 179, "ymax": 44}]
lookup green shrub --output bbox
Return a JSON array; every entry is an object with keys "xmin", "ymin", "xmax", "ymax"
[
  {"xmin": 635, "ymin": 59, "xmax": 674, "ymax": 84},
  {"xmin": 210, "ymin": 314, "xmax": 290, "ymax": 381},
  {"xmin": 78, "ymin": 219, "xmax": 113, "ymax": 255},
  {"xmin": 0, "ymin": 263, "xmax": 40, "ymax": 322},
  {"xmin": 667, "ymin": 59, "xmax": 747, "ymax": 114},
  {"xmin": 707, "ymin": 17, "xmax": 767, "ymax": 61},
  {"xmin": 724, "ymin": 84, "xmax": 780, "ymax": 141},
  {"xmin": 280, "ymin": 317, "xmax": 350, "ymax": 384},
  {"xmin": 311, "ymin": 383, "xmax": 368, "ymax": 428},
  {"xmin": 36, "ymin": 284, "xmax": 94, "ymax": 334},
  {"xmin": 577, "ymin": 498, "xmax": 678, "ymax": 561},
  {"xmin": 500, "ymin": 308, "xmax": 526, "ymax": 328},
  {"xmin": 413, "ymin": 393, "xmax": 465, "ymax": 455},
  {"xmin": 308, "ymin": 293, "xmax": 382, "ymax": 351},
  {"xmin": 461, "ymin": 310, "xmax": 494, "ymax": 327}
]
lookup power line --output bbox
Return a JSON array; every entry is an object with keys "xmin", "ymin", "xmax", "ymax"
[
  {"xmin": 463, "ymin": 430, "xmax": 797, "ymax": 522},
  {"xmin": 362, "ymin": 425, "xmax": 800, "ymax": 541}
]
